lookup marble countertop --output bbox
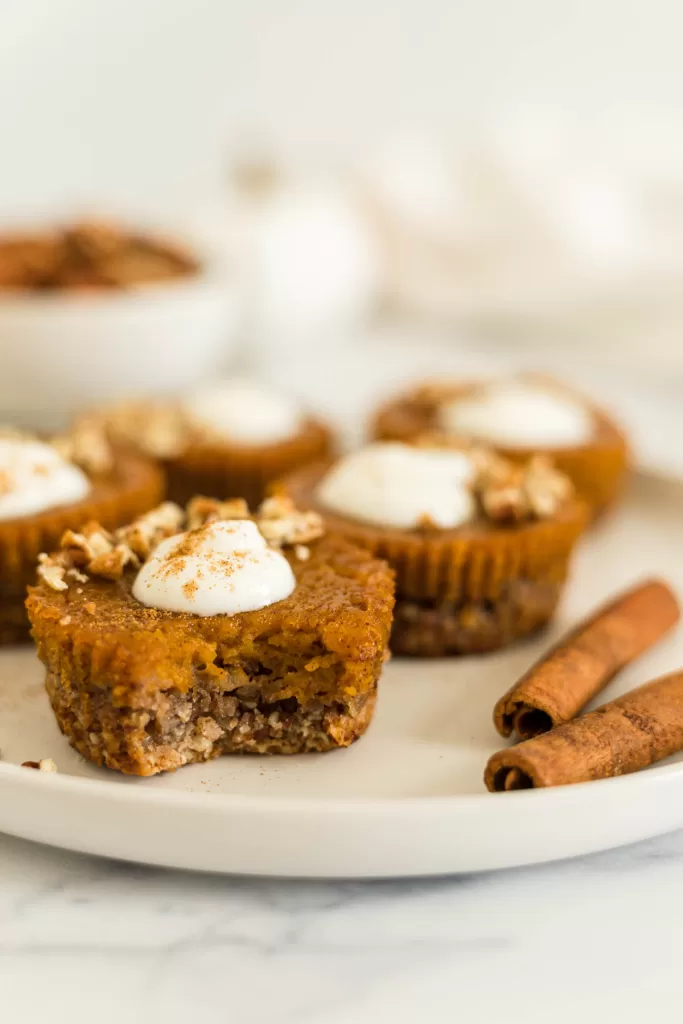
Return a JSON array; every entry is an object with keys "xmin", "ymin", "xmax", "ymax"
[{"xmin": 2, "ymin": 826, "xmax": 681, "ymax": 1023}]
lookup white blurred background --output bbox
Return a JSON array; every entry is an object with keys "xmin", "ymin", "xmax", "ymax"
[
  {"xmin": 2, "ymin": 0, "xmax": 683, "ymax": 468},
  {"xmin": 2, "ymin": 0, "xmax": 682, "ymax": 214}
]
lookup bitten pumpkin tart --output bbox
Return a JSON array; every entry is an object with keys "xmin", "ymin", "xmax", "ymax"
[
  {"xmin": 372, "ymin": 376, "xmax": 629, "ymax": 518},
  {"xmin": 87, "ymin": 379, "xmax": 334, "ymax": 510},
  {"xmin": 26, "ymin": 495, "xmax": 394, "ymax": 775},
  {"xmin": 281, "ymin": 441, "xmax": 588, "ymax": 657},
  {"xmin": 0, "ymin": 422, "xmax": 162, "ymax": 644}
]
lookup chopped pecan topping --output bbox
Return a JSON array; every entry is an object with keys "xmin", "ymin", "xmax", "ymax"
[
  {"xmin": 522, "ymin": 455, "xmax": 573, "ymax": 518},
  {"xmin": 476, "ymin": 453, "xmax": 572, "ymax": 524},
  {"xmin": 413, "ymin": 439, "xmax": 573, "ymax": 524},
  {"xmin": 66, "ymin": 567, "xmax": 89, "ymax": 584},
  {"xmin": 480, "ymin": 479, "xmax": 528, "ymax": 524},
  {"xmin": 116, "ymin": 501, "xmax": 184, "ymax": 559},
  {"xmin": 37, "ymin": 554, "xmax": 68, "ymax": 591},
  {"xmin": 186, "ymin": 496, "xmax": 250, "ymax": 531},
  {"xmin": 52, "ymin": 418, "xmax": 114, "ymax": 475},
  {"xmin": 99, "ymin": 402, "xmax": 189, "ymax": 459},
  {"xmin": 256, "ymin": 495, "xmax": 324, "ymax": 547},
  {"xmin": 469, "ymin": 446, "xmax": 516, "ymax": 486},
  {"xmin": 58, "ymin": 523, "xmax": 139, "ymax": 580},
  {"xmin": 61, "ymin": 524, "xmax": 114, "ymax": 564},
  {"xmin": 88, "ymin": 544, "xmax": 138, "ymax": 581},
  {"xmin": 36, "ymin": 494, "xmax": 323, "ymax": 592}
]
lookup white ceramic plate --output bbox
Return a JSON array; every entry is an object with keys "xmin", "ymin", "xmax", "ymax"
[{"xmin": 2, "ymin": 474, "xmax": 683, "ymax": 878}]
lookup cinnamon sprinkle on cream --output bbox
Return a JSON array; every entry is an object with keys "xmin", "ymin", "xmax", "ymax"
[{"xmin": 132, "ymin": 518, "xmax": 296, "ymax": 617}]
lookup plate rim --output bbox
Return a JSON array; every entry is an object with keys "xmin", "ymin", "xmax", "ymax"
[{"xmin": 3, "ymin": 751, "xmax": 683, "ymax": 816}]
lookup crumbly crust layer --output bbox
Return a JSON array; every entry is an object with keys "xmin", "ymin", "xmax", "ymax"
[
  {"xmin": 371, "ymin": 379, "xmax": 630, "ymax": 517},
  {"xmin": 390, "ymin": 580, "xmax": 562, "ymax": 657},
  {"xmin": 45, "ymin": 669, "xmax": 377, "ymax": 775}
]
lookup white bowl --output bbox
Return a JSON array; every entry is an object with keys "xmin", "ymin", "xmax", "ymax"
[{"xmin": 0, "ymin": 266, "xmax": 238, "ymax": 431}]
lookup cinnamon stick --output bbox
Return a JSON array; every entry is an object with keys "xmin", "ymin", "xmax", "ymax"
[
  {"xmin": 494, "ymin": 579, "xmax": 679, "ymax": 741},
  {"xmin": 485, "ymin": 669, "xmax": 683, "ymax": 791}
]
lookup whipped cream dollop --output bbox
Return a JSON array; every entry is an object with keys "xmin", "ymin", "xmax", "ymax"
[
  {"xmin": 132, "ymin": 519, "xmax": 295, "ymax": 617},
  {"xmin": 183, "ymin": 379, "xmax": 303, "ymax": 445},
  {"xmin": 438, "ymin": 380, "xmax": 594, "ymax": 449},
  {"xmin": 0, "ymin": 438, "xmax": 90, "ymax": 522},
  {"xmin": 317, "ymin": 442, "xmax": 476, "ymax": 529}
]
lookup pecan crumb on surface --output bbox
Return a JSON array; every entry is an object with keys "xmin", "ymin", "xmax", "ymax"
[{"xmin": 21, "ymin": 758, "xmax": 58, "ymax": 772}]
